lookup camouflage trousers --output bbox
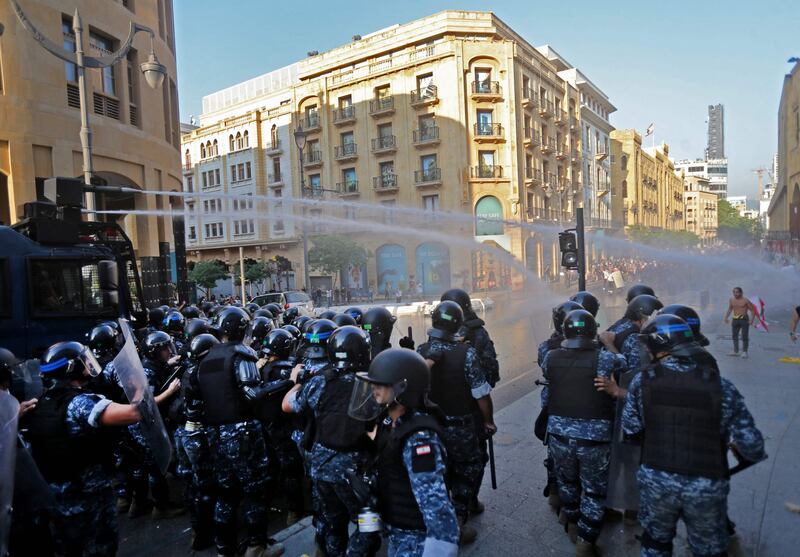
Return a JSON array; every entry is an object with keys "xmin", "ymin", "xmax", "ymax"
[
  {"xmin": 207, "ymin": 421, "xmax": 270, "ymax": 555},
  {"xmin": 50, "ymin": 482, "xmax": 118, "ymax": 557},
  {"xmin": 441, "ymin": 419, "xmax": 483, "ymax": 519},
  {"xmin": 313, "ymin": 478, "xmax": 381, "ymax": 557},
  {"xmin": 266, "ymin": 430, "xmax": 306, "ymax": 513},
  {"xmin": 386, "ymin": 526, "xmax": 427, "ymax": 557},
  {"xmin": 181, "ymin": 427, "xmax": 216, "ymax": 537},
  {"xmin": 638, "ymin": 466, "xmax": 729, "ymax": 557},
  {"xmin": 549, "ymin": 435, "xmax": 610, "ymax": 544}
]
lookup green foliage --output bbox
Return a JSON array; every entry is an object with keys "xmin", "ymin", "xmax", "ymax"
[
  {"xmin": 717, "ymin": 199, "xmax": 760, "ymax": 245},
  {"xmin": 188, "ymin": 260, "xmax": 228, "ymax": 295},
  {"xmin": 627, "ymin": 225, "xmax": 700, "ymax": 248},
  {"xmin": 308, "ymin": 235, "xmax": 368, "ymax": 288}
]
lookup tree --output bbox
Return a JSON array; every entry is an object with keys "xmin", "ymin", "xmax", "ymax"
[
  {"xmin": 188, "ymin": 260, "xmax": 228, "ymax": 298},
  {"xmin": 308, "ymin": 235, "xmax": 368, "ymax": 289},
  {"xmin": 627, "ymin": 225, "xmax": 700, "ymax": 249},
  {"xmin": 717, "ymin": 199, "xmax": 760, "ymax": 245}
]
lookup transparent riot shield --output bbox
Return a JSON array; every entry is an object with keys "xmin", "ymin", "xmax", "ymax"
[
  {"xmin": 0, "ymin": 390, "xmax": 20, "ymax": 557},
  {"xmin": 115, "ymin": 320, "xmax": 172, "ymax": 474},
  {"xmin": 12, "ymin": 359, "xmax": 44, "ymax": 401}
]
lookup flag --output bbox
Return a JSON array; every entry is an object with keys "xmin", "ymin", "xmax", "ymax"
[
  {"xmin": 750, "ymin": 296, "xmax": 769, "ymax": 332},
  {"xmin": 645, "ymin": 123, "xmax": 655, "ymax": 137}
]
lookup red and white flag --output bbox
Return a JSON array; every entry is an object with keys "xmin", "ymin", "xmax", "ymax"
[
  {"xmin": 645, "ymin": 123, "xmax": 655, "ymax": 137},
  {"xmin": 750, "ymin": 296, "xmax": 769, "ymax": 332}
]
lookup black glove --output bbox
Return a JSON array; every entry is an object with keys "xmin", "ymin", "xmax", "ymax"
[{"xmin": 398, "ymin": 336, "xmax": 415, "ymax": 350}]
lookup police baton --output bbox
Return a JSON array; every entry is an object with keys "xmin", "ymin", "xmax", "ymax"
[{"xmin": 488, "ymin": 431, "xmax": 497, "ymax": 490}]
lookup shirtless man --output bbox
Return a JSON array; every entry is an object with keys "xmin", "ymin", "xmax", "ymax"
[{"xmin": 724, "ymin": 287, "xmax": 754, "ymax": 358}]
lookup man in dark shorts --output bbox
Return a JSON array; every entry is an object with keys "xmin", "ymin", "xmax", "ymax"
[{"xmin": 724, "ymin": 287, "xmax": 755, "ymax": 358}]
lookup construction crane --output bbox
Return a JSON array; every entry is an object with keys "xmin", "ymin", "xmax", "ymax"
[{"xmin": 751, "ymin": 167, "xmax": 770, "ymax": 200}]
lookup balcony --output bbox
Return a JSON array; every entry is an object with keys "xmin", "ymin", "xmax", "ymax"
[
  {"xmin": 268, "ymin": 173, "xmax": 284, "ymax": 187},
  {"xmin": 471, "ymin": 80, "xmax": 502, "ymax": 101},
  {"xmin": 413, "ymin": 126, "xmax": 440, "ymax": 147},
  {"xmin": 521, "ymin": 88, "xmax": 538, "ymax": 108},
  {"xmin": 556, "ymin": 144, "xmax": 568, "ymax": 160},
  {"xmin": 410, "ymin": 85, "xmax": 439, "ymax": 107},
  {"xmin": 303, "ymin": 149, "xmax": 323, "ymax": 168},
  {"xmin": 474, "ymin": 122, "xmax": 504, "ymax": 142},
  {"xmin": 337, "ymin": 181, "xmax": 359, "ymax": 197},
  {"xmin": 538, "ymin": 99, "xmax": 554, "ymax": 118},
  {"xmin": 569, "ymin": 116, "xmax": 580, "ymax": 134},
  {"xmin": 266, "ymin": 139, "xmax": 282, "ymax": 155},
  {"xmin": 334, "ymin": 143, "xmax": 358, "ymax": 161},
  {"xmin": 571, "ymin": 149, "xmax": 581, "ymax": 164},
  {"xmin": 333, "ymin": 105, "xmax": 356, "ymax": 126},
  {"xmin": 524, "ymin": 167, "xmax": 543, "ymax": 185},
  {"xmin": 301, "ymin": 114, "xmax": 321, "ymax": 132},
  {"xmin": 414, "ymin": 167, "xmax": 442, "ymax": 187},
  {"xmin": 373, "ymin": 174, "xmax": 399, "ymax": 193},
  {"xmin": 371, "ymin": 135, "xmax": 397, "ymax": 154},
  {"xmin": 369, "ymin": 96, "xmax": 395, "ymax": 117},
  {"xmin": 523, "ymin": 129, "xmax": 540, "ymax": 147},
  {"xmin": 540, "ymin": 137, "xmax": 556, "ymax": 154},
  {"xmin": 555, "ymin": 110, "xmax": 568, "ymax": 126},
  {"xmin": 183, "ymin": 163, "xmax": 193, "ymax": 174},
  {"xmin": 471, "ymin": 165, "xmax": 504, "ymax": 180}
]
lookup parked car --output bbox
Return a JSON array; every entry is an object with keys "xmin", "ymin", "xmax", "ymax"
[{"xmin": 251, "ymin": 291, "xmax": 314, "ymax": 313}]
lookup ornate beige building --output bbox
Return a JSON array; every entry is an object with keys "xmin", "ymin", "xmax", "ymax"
[
  {"xmin": 683, "ymin": 176, "xmax": 718, "ymax": 244},
  {"xmin": 183, "ymin": 11, "xmax": 618, "ymax": 295},
  {"xmin": 0, "ymin": 0, "xmax": 181, "ymax": 299}
]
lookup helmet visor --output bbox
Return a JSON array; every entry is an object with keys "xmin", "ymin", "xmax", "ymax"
[
  {"xmin": 348, "ymin": 374, "xmax": 407, "ymax": 422},
  {"xmin": 242, "ymin": 321, "xmax": 255, "ymax": 347},
  {"xmin": 79, "ymin": 346, "xmax": 103, "ymax": 377}
]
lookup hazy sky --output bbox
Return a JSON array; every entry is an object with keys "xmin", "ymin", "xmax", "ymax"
[{"xmin": 174, "ymin": 0, "xmax": 799, "ymax": 197}]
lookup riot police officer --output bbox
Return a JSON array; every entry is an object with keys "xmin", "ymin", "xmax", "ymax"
[
  {"xmin": 600, "ymin": 294, "xmax": 664, "ymax": 371},
  {"xmin": 282, "ymin": 326, "xmax": 379, "ymax": 557},
  {"xmin": 196, "ymin": 307, "xmax": 285, "ymax": 557},
  {"xmin": 626, "ymin": 283, "xmax": 655, "ymax": 303},
  {"xmin": 333, "ymin": 313, "xmax": 358, "ymax": 327},
  {"xmin": 185, "ymin": 317, "xmax": 212, "ymax": 342},
  {"xmin": 417, "ymin": 301, "xmax": 495, "ymax": 544},
  {"xmin": 349, "ymin": 348, "xmax": 460, "ymax": 557},
  {"xmin": 265, "ymin": 303, "xmax": 285, "ymax": 326},
  {"xmin": 541, "ymin": 310, "xmax": 626, "ymax": 555},
  {"xmin": 301, "ymin": 318, "xmax": 337, "ymax": 375},
  {"xmin": 362, "ymin": 306, "xmax": 396, "ymax": 358},
  {"xmin": 344, "ymin": 306, "xmax": 364, "ymax": 325},
  {"xmin": 570, "ymin": 291, "xmax": 600, "ymax": 318},
  {"xmin": 181, "ymin": 305, "xmax": 204, "ymax": 319},
  {"xmin": 658, "ymin": 304, "xmax": 709, "ymax": 346},
  {"xmin": 603, "ymin": 285, "xmax": 657, "ymax": 354},
  {"xmin": 622, "ymin": 314, "xmax": 766, "ymax": 557},
  {"xmin": 139, "ymin": 306, "xmax": 166, "ymax": 343},
  {"xmin": 23, "ymin": 341, "xmax": 143, "ymax": 556},
  {"xmin": 163, "ymin": 310, "xmax": 187, "ymax": 353},
  {"xmin": 539, "ymin": 301, "xmax": 584, "ymax": 368},
  {"xmin": 283, "ymin": 306, "xmax": 301, "ymax": 326}
]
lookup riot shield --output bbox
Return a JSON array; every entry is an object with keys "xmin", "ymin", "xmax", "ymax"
[
  {"xmin": 115, "ymin": 320, "xmax": 172, "ymax": 474},
  {"xmin": 0, "ymin": 390, "xmax": 20, "ymax": 557},
  {"xmin": 11, "ymin": 359, "xmax": 44, "ymax": 401}
]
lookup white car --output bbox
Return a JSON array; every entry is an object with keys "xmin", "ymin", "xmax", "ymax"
[{"xmin": 251, "ymin": 291, "xmax": 313, "ymax": 313}]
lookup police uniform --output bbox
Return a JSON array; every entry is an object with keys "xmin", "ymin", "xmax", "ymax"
[
  {"xmin": 606, "ymin": 317, "xmax": 639, "ymax": 354},
  {"xmin": 286, "ymin": 370, "xmax": 379, "ymax": 557},
  {"xmin": 24, "ymin": 387, "xmax": 118, "ymax": 556},
  {"xmin": 623, "ymin": 356, "xmax": 766, "ymax": 557},
  {"xmin": 376, "ymin": 411, "xmax": 460, "ymax": 557},
  {"xmin": 418, "ymin": 337, "xmax": 490, "ymax": 521},
  {"xmin": 197, "ymin": 342, "xmax": 271, "ymax": 556},
  {"xmin": 541, "ymin": 346, "xmax": 625, "ymax": 544},
  {"xmin": 537, "ymin": 331, "xmax": 565, "ymax": 495}
]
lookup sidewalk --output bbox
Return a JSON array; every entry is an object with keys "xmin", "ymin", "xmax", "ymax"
[{"xmin": 276, "ymin": 317, "xmax": 800, "ymax": 557}]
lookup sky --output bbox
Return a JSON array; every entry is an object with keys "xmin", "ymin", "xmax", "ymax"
[{"xmin": 174, "ymin": 0, "xmax": 800, "ymax": 198}]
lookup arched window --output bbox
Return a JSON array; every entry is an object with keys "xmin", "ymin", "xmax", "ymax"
[
  {"xmin": 205, "ymin": 141, "xmax": 212, "ymax": 158},
  {"xmin": 212, "ymin": 139, "xmax": 218, "ymax": 155},
  {"xmin": 229, "ymin": 134, "xmax": 235, "ymax": 151},
  {"xmin": 184, "ymin": 149, "xmax": 191, "ymax": 167},
  {"xmin": 475, "ymin": 196, "xmax": 504, "ymax": 236},
  {"xmin": 621, "ymin": 155, "xmax": 628, "ymax": 171},
  {"xmin": 235, "ymin": 132, "xmax": 243, "ymax": 150},
  {"xmin": 243, "ymin": 130, "xmax": 249, "ymax": 148},
  {"xmin": 200, "ymin": 143, "xmax": 206, "ymax": 158},
  {"xmin": 622, "ymin": 180, "xmax": 628, "ymax": 199}
]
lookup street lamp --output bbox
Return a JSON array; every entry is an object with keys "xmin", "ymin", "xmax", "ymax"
[
  {"xmin": 9, "ymin": 0, "xmax": 167, "ymax": 218},
  {"xmin": 293, "ymin": 125, "xmax": 311, "ymax": 292}
]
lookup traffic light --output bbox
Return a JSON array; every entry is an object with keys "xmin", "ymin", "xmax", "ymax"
[{"xmin": 559, "ymin": 231, "xmax": 579, "ymax": 269}]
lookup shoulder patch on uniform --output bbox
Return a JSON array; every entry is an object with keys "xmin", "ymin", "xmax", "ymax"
[{"xmin": 410, "ymin": 442, "xmax": 436, "ymax": 473}]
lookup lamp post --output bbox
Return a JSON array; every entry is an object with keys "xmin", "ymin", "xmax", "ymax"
[
  {"xmin": 293, "ymin": 125, "xmax": 310, "ymax": 292},
  {"xmin": 10, "ymin": 0, "xmax": 167, "ymax": 218}
]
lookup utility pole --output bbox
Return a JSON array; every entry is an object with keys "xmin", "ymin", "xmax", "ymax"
[{"xmin": 576, "ymin": 207, "xmax": 586, "ymax": 291}]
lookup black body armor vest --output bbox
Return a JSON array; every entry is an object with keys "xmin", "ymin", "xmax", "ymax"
[
  {"xmin": 425, "ymin": 343, "xmax": 476, "ymax": 417},
  {"xmin": 314, "ymin": 370, "xmax": 367, "ymax": 451},
  {"xmin": 547, "ymin": 348, "xmax": 614, "ymax": 421},
  {"xmin": 197, "ymin": 343, "xmax": 251, "ymax": 426}
]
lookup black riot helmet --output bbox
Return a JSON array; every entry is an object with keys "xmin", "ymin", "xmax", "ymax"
[
  {"xmin": 640, "ymin": 313, "xmax": 695, "ymax": 356},
  {"xmin": 148, "ymin": 307, "xmax": 166, "ymax": 328},
  {"xmin": 328, "ymin": 326, "xmax": 371, "ymax": 371},
  {"xmin": 86, "ymin": 324, "xmax": 118, "ymax": 357},
  {"xmin": 185, "ymin": 318, "xmax": 211, "ymax": 341},
  {"xmin": 294, "ymin": 315, "xmax": 313, "ymax": 332},
  {"xmin": 163, "ymin": 310, "xmax": 186, "ymax": 336},
  {"xmin": 40, "ymin": 341, "xmax": 103, "ymax": 380},
  {"xmin": 200, "ymin": 301, "xmax": 215, "ymax": 315},
  {"xmin": 552, "ymin": 300, "xmax": 584, "ymax": 333},
  {"xmin": 659, "ymin": 304, "xmax": 708, "ymax": 346},
  {"xmin": 441, "ymin": 288, "xmax": 472, "ymax": 313},
  {"xmin": 429, "ymin": 301, "xmax": 464, "ymax": 341},
  {"xmin": 362, "ymin": 307, "xmax": 396, "ymax": 339},
  {"xmin": 569, "ymin": 291, "xmax": 600, "ymax": 317},
  {"xmin": 245, "ymin": 302, "xmax": 261, "ymax": 316},
  {"xmin": 214, "ymin": 306, "xmax": 252, "ymax": 342},
  {"xmin": 350, "ymin": 348, "xmax": 431, "ymax": 420},
  {"xmin": 304, "ymin": 318, "xmax": 337, "ymax": 359},
  {"xmin": 332, "ymin": 313, "xmax": 358, "ymax": 327},
  {"xmin": 626, "ymin": 284, "xmax": 656, "ymax": 304},
  {"xmin": 263, "ymin": 329, "xmax": 295, "ymax": 360},
  {"xmin": 298, "ymin": 317, "xmax": 316, "ymax": 334},
  {"xmin": 625, "ymin": 294, "xmax": 664, "ymax": 322},
  {"xmin": 250, "ymin": 316, "xmax": 274, "ymax": 347},
  {"xmin": 561, "ymin": 309, "xmax": 598, "ymax": 349},
  {"xmin": 343, "ymin": 307, "xmax": 364, "ymax": 325},
  {"xmin": 264, "ymin": 303, "xmax": 284, "ymax": 318},
  {"xmin": 187, "ymin": 333, "xmax": 219, "ymax": 362},
  {"xmin": 181, "ymin": 305, "xmax": 203, "ymax": 319},
  {"xmin": 143, "ymin": 331, "xmax": 176, "ymax": 361},
  {"xmin": 318, "ymin": 310, "xmax": 337, "ymax": 321},
  {"xmin": 283, "ymin": 307, "xmax": 301, "ymax": 326},
  {"xmin": 253, "ymin": 308, "xmax": 274, "ymax": 321},
  {"xmin": 281, "ymin": 324, "xmax": 302, "ymax": 343}
]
